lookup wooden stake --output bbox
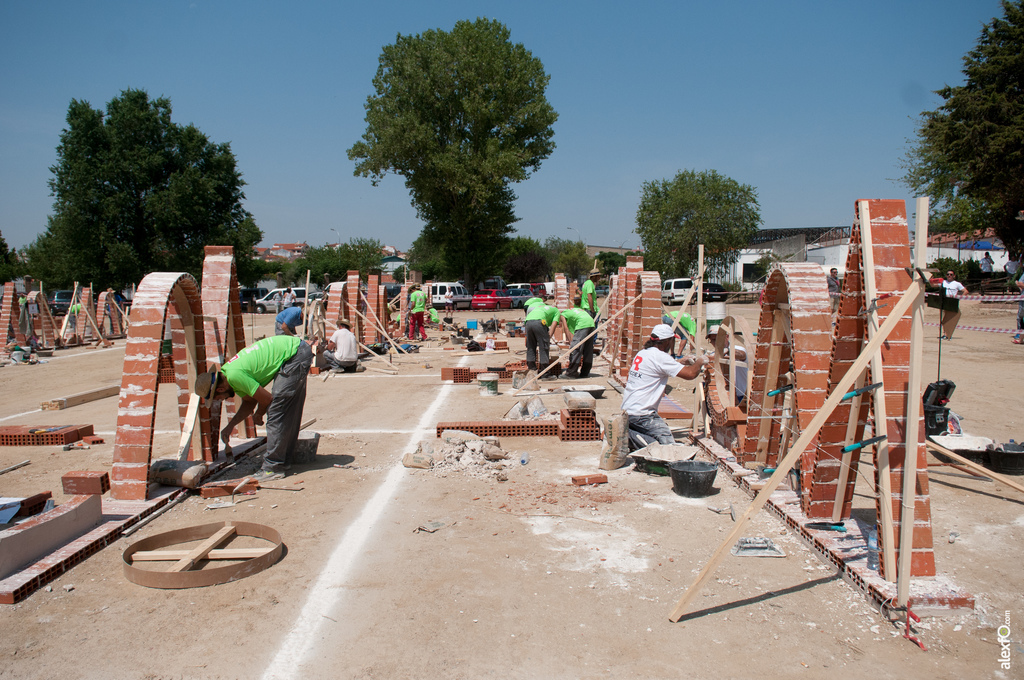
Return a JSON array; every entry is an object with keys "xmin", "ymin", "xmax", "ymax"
[
  {"xmin": 832, "ymin": 368, "xmax": 867, "ymax": 523},
  {"xmin": 350, "ymin": 301, "xmax": 408, "ymax": 354},
  {"xmin": 754, "ymin": 315, "xmax": 787, "ymax": 463},
  {"xmin": 668, "ymin": 279, "xmax": 922, "ymax": 622},
  {"xmin": 177, "ymin": 393, "xmax": 202, "ymax": 461},
  {"xmin": 692, "ymin": 245, "xmax": 705, "ymax": 431},
  {"xmin": 897, "ymin": 198, "xmax": 928, "ymax": 605},
  {"xmin": 58, "ymin": 282, "xmax": 79, "ymax": 340},
  {"xmin": 301, "ymin": 270, "xmax": 311, "ymax": 339},
  {"xmin": 859, "ymin": 200, "xmax": 897, "ymax": 582}
]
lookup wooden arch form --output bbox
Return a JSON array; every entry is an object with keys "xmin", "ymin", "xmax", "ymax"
[{"xmin": 110, "ymin": 273, "xmax": 209, "ymax": 501}]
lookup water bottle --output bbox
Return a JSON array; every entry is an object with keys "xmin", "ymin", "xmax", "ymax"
[
  {"xmin": 520, "ymin": 451, "xmax": 530, "ymax": 465},
  {"xmin": 866, "ymin": 529, "xmax": 879, "ymax": 571}
]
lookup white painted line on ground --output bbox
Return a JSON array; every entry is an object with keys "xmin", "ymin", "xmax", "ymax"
[
  {"xmin": 42, "ymin": 345, "xmax": 125, "ymax": 360},
  {"xmin": 261, "ymin": 358, "xmax": 468, "ymax": 680},
  {"xmin": 94, "ymin": 428, "xmax": 421, "ymax": 436},
  {"xmin": 0, "ymin": 409, "xmax": 42, "ymax": 423}
]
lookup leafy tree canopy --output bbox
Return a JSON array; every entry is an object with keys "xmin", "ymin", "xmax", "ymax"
[
  {"xmin": 27, "ymin": 89, "xmax": 262, "ymax": 290},
  {"xmin": 595, "ymin": 250, "xmax": 627, "ymax": 277},
  {"xmin": 544, "ymin": 237, "xmax": 590, "ymax": 281},
  {"xmin": 635, "ymin": 169, "xmax": 761, "ymax": 281},
  {"xmin": 0, "ymin": 232, "xmax": 21, "ymax": 284},
  {"xmin": 347, "ymin": 18, "xmax": 557, "ymax": 290},
  {"xmin": 292, "ymin": 238, "xmax": 385, "ymax": 286},
  {"xmin": 902, "ymin": 0, "xmax": 1024, "ymax": 255},
  {"xmin": 502, "ymin": 236, "xmax": 549, "ymax": 282}
]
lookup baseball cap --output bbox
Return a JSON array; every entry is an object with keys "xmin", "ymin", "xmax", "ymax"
[{"xmin": 651, "ymin": 324, "xmax": 675, "ymax": 340}]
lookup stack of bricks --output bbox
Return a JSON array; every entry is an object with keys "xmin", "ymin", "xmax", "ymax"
[
  {"xmin": 27, "ymin": 291, "xmax": 57, "ymax": 347},
  {"xmin": 201, "ymin": 246, "xmax": 256, "ymax": 450},
  {"xmin": 0, "ymin": 425, "xmax": 93, "ymax": 446},
  {"xmin": 157, "ymin": 354, "xmax": 175, "ymax": 384},
  {"xmin": 440, "ymin": 366, "xmax": 520, "ymax": 383},
  {"xmin": 558, "ymin": 409, "xmax": 602, "ymax": 441},
  {"xmin": 0, "ymin": 282, "xmax": 24, "ymax": 345},
  {"xmin": 61, "ymin": 471, "xmax": 110, "ymax": 495},
  {"xmin": 110, "ymin": 272, "xmax": 209, "ymax": 501},
  {"xmin": 324, "ymin": 282, "xmax": 346, "ymax": 331},
  {"xmin": 435, "ymin": 421, "xmax": 560, "ymax": 438}
]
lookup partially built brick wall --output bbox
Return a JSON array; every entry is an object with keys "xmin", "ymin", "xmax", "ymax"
[{"xmin": 1, "ymin": 282, "xmax": 24, "ymax": 344}]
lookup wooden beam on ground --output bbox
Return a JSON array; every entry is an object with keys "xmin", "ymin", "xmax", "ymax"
[
  {"xmin": 926, "ymin": 441, "xmax": 1024, "ymax": 496},
  {"xmin": 897, "ymin": 197, "xmax": 929, "ymax": 605},
  {"xmin": 169, "ymin": 524, "xmax": 236, "ymax": 572},
  {"xmin": 130, "ymin": 547, "xmax": 273, "ymax": 561},
  {"xmin": 859, "ymin": 200, "xmax": 897, "ymax": 582},
  {"xmin": 0, "ymin": 460, "xmax": 30, "ymax": 476},
  {"xmin": 41, "ymin": 385, "xmax": 120, "ymax": 411},
  {"xmin": 668, "ymin": 279, "xmax": 922, "ymax": 622}
]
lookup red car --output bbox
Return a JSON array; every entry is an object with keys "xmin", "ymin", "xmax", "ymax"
[{"xmin": 471, "ymin": 289, "xmax": 513, "ymax": 310}]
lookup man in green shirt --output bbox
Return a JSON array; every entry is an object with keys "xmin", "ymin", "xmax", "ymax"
[
  {"xmin": 194, "ymin": 335, "xmax": 314, "ymax": 482},
  {"xmin": 559, "ymin": 301, "xmax": 597, "ymax": 379},
  {"xmin": 524, "ymin": 300, "xmax": 560, "ymax": 377},
  {"xmin": 409, "ymin": 283, "xmax": 428, "ymax": 341},
  {"xmin": 580, "ymin": 269, "xmax": 601, "ymax": 321}
]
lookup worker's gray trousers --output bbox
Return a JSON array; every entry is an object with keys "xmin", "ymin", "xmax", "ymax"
[
  {"xmin": 627, "ymin": 412, "xmax": 675, "ymax": 450},
  {"xmin": 263, "ymin": 341, "xmax": 314, "ymax": 472},
  {"xmin": 524, "ymin": 319, "xmax": 550, "ymax": 369},
  {"xmin": 566, "ymin": 328, "xmax": 595, "ymax": 378}
]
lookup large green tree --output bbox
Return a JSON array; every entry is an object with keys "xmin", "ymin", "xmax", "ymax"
[
  {"xmin": 292, "ymin": 238, "xmax": 385, "ymax": 285},
  {"xmin": 502, "ymin": 236, "xmax": 549, "ymax": 282},
  {"xmin": 635, "ymin": 169, "xmax": 761, "ymax": 280},
  {"xmin": 544, "ymin": 236, "xmax": 590, "ymax": 281},
  {"xmin": 902, "ymin": 0, "xmax": 1024, "ymax": 255},
  {"xmin": 0, "ymin": 232, "xmax": 20, "ymax": 284},
  {"xmin": 28, "ymin": 89, "xmax": 262, "ymax": 290},
  {"xmin": 347, "ymin": 18, "xmax": 557, "ymax": 290}
]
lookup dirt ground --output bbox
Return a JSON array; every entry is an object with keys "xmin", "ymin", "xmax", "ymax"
[{"xmin": 0, "ymin": 299, "xmax": 1022, "ymax": 680}]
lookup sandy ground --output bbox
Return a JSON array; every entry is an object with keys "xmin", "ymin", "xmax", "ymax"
[{"xmin": 0, "ymin": 299, "xmax": 1021, "ymax": 680}]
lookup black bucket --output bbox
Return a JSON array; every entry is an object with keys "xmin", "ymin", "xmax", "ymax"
[
  {"xmin": 988, "ymin": 444, "xmax": 1024, "ymax": 475},
  {"xmin": 669, "ymin": 460, "xmax": 718, "ymax": 497}
]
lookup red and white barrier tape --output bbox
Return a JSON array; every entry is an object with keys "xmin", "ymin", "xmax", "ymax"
[
  {"xmin": 924, "ymin": 322, "xmax": 1019, "ymax": 335},
  {"xmin": 925, "ymin": 292, "xmax": 1024, "ymax": 302}
]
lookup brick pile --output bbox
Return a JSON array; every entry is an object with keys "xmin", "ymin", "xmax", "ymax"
[{"xmin": 0, "ymin": 425, "xmax": 93, "ymax": 447}]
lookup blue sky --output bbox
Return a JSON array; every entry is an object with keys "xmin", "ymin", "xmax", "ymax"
[{"xmin": 0, "ymin": 1, "xmax": 1005, "ymax": 253}]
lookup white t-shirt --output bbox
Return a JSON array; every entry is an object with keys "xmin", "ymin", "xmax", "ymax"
[
  {"xmin": 329, "ymin": 327, "xmax": 358, "ymax": 363},
  {"xmin": 980, "ymin": 257, "xmax": 993, "ymax": 273},
  {"xmin": 621, "ymin": 347, "xmax": 683, "ymax": 416},
  {"xmin": 941, "ymin": 280, "xmax": 966, "ymax": 297}
]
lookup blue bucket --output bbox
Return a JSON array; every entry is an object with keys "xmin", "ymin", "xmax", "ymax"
[{"xmin": 466, "ymin": 319, "xmax": 478, "ymax": 329}]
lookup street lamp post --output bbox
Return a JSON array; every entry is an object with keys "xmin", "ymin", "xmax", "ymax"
[{"xmin": 567, "ymin": 226, "xmax": 583, "ymax": 244}]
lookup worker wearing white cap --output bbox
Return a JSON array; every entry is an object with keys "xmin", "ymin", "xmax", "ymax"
[{"xmin": 621, "ymin": 324, "xmax": 709, "ymax": 449}]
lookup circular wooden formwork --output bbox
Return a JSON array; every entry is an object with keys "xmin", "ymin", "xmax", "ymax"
[
  {"xmin": 122, "ymin": 521, "xmax": 283, "ymax": 589},
  {"xmin": 711, "ymin": 315, "xmax": 754, "ymax": 411}
]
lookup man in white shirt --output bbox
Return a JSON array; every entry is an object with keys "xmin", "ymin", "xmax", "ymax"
[
  {"xmin": 940, "ymin": 270, "xmax": 967, "ymax": 340},
  {"xmin": 323, "ymin": 319, "xmax": 361, "ymax": 372},
  {"xmin": 621, "ymin": 324, "xmax": 709, "ymax": 449}
]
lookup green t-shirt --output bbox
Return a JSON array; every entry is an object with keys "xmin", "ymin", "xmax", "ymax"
[
  {"xmin": 525, "ymin": 303, "xmax": 560, "ymax": 326},
  {"xmin": 410, "ymin": 289, "xmax": 427, "ymax": 313},
  {"xmin": 561, "ymin": 307, "xmax": 596, "ymax": 333},
  {"xmin": 221, "ymin": 335, "xmax": 300, "ymax": 398},
  {"xmin": 666, "ymin": 311, "xmax": 697, "ymax": 337},
  {"xmin": 580, "ymin": 280, "xmax": 596, "ymax": 312},
  {"xmin": 524, "ymin": 297, "xmax": 543, "ymax": 308}
]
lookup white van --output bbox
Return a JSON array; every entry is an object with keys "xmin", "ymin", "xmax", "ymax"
[
  {"xmin": 430, "ymin": 282, "xmax": 472, "ymax": 310},
  {"xmin": 661, "ymin": 278, "xmax": 694, "ymax": 305}
]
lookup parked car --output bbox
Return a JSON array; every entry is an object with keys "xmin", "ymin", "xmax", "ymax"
[
  {"xmin": 429, "ymin": 282, "xmax": 472, "ymax": 310},
  {"xmin": 506, "ymin": 287, "xmax": 533, "ymax": 308},
  {"xmin": 661, "ymin": 278, "xmax": 694, "ymax": 304},
  {"xmin": 595, "ymin": 285, "xmax": 610, "ymax": 298},
  {"xmin": 47, "ymin": 289, "xmax": 75, "ymax": 316},
  {"xmin": 531, "ymin": 283, "xmax": 548, "ymax": 298},
  {"xmin": 700, "ymin": 283, "xmax": 729, "ymax": 302},
  {"xmin": 239, "ymin": 287, "xmax": 269, "ymax": 313},
  {"xmin": 383, "ymin": 283, "xmax": 403, "ymax": 303},
  {"xmin": 471, "ymin": 289, "xmax": 513, "ymax": 310},
  {"xmin": 253, "ymin": 287, "xmax": 306, "ymax": 314},
  {"xmin": 478, "ymin": 276, "xmax": 507, "ymax": 290}
]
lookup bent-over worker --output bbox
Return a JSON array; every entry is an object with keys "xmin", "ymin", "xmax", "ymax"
[
  {"xmin": 524, "ymin": 299, "xmax": 560, "ymax": 378},
  {"xmin": 195, "ymin": 335, "xmax": 315, "ymax": 482},
  {"xmin": 559, "ymin": 302, "xmax": 596, "ymax": 379},
  {"xmin": 621, "ymin": 324, "xmax": 709, "ymax": 450},
  {"xmin": 275, "ymin": 305, "xmax": 303, "ymax": 335}
]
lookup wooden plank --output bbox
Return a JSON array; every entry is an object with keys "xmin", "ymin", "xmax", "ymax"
[
  {"xmin": 755, "ymin": 316, "xmax": 787, "ymax": 463},
  {"xmin": 859, "ymin": 200, "xmax": 897, "ymax": 582},
  {"xmin": 668, "ymin": 279, "xmax": 922, "ymax": 621},
  {"xmin": 176, "ymin": 392, "xmax": 201, "ymax": 461},
  {"xmin": 168, "ymin": 524, "xmax": 236, "ymax": 572},
  {"xmin": 897, "ymin": 198, "xmax": 928, "ymax": 605},
  {"xmin": 41, "ymin": 385, "xmax": 120, "ymax": 411},
  {"xmin": 692, "ymin": 244, "xmax": 705, "ymax": 431},
  {"xmin": 130, "ymin": 547, "xmax": 273, "ymax": 561},
  {"xmin": 832, "ymin": 369, "xmax": 867, "ymax": 523},
  {"xmin": 58, "ymin": 283, "xmax": 79, "ymax": 340},
  {"xmin": 926, "ymin": 441, "xmax": 1024, "ymax": 496}
]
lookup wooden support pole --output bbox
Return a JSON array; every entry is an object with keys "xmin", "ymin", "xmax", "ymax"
[
  {"xmin": 350, "ymin": 301, "xmax": 408, "ymax": 354},
  {"xmin": 859, "ymin": 200, "xmax": 897, "ymax": 582},
  {"xmin": 897, "ymin": 198, "xmax": 928, "ymax": 605},
  {"xmin": 177, "ymin": 393, "xmax": 202, "ymax": 461},
  {"xmin": 692, "ymin": 245, "xmax": 705, "ymax": 431},
  {"xmin": 668, "ymin": 279, "xmax": 922, "ymax": 621},
  {"xmin": 832, "ymin": 368, "xmax": 867, "ymax": 522},
  {"xmin": 58, "ymin": 282, "xmax": 79, "ymax": 340},
  {"xmin": 301, "ymin": 269, "xmax": 311, "ymax": 339},
  {"xmin": 755, "ymin": 315, "xmax": 787, "ymax": 463}
]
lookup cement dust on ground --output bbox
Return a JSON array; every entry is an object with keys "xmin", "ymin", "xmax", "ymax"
[{"xmin": 0, "ymin": 302, "xmax": 1021, "ymax": 679}]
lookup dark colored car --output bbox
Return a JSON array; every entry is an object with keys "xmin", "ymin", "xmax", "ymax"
[
  {"xmin": 239, "ymin": 287, "xmax": 269, "ymax": 313},
  {"xmin": 47, "ymin": 289, "xmax": 74, "ymax": 316},
  {"xmin": 700, "ymin": 283, "xmax": 728, "ymax": 302}
]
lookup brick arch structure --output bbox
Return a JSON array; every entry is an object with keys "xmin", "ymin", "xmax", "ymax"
[
  {"xmin": 740, "ymin": 263, "xmax": 833, "ymax": 483},
  {"xmin": 110, "ymin": 273, "xmax": 209, "ymax": 501},
  {"xmin": 95, "ymin": 289, "xmax": 126, "ymax": 338}
]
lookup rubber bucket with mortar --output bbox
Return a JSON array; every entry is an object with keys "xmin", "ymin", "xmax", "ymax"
[
  {"xmin": 706, "ymin": 302, "xmax": 727, "ymax": 336},
  {"xmin": 669, "ymin": 460, "xmax": 718, "ymax": 497},
  {"xmin": 477, "ymin": 372, "xmax": 499, "ymax": 396}
]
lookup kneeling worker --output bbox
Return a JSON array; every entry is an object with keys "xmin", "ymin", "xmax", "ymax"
[
  {"xmin": 324, "ymin": 319, "xmax": 361, "ymax": 372},
  {"xmin": 621, "ymin": 324, "xmax": 709, "ymax": 450},
  {"xmin": 275, "ymin": 304, "xmax": 303, "ymax": 336},
  {"xmin": 195, "ymin": 335, "xmax": 315, "ymax": 482}
]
